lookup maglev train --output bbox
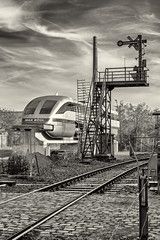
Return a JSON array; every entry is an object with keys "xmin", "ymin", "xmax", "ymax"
[{"xmin": 22, "ymin": 95, "xmax": 82, "ymax": 139}]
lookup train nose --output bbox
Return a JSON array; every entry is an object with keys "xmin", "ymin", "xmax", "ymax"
[{"xmin": 43, "ymin": 124, "xmax": 54, "ymax": 131}]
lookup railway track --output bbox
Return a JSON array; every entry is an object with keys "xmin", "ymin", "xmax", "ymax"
[
  {"xmin": 0, "ymin": 157, "xmax": 147, "ymax": 204},
  {"xmin": 0, "ymin": 158, "xmax": 148, "ymax": 239}
]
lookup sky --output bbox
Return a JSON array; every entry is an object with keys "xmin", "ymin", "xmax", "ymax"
[{"xmin": 0, "ymin": 0, "xmax": 160, "ymax": 111}]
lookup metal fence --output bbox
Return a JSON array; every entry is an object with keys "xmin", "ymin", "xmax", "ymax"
[{"xmin": 130, "ymin": 136, "xmax": 156, "ymax": 153}]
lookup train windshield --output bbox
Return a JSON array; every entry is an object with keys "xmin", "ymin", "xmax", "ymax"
[
  {"xmin": 39, "ymin": 100, "xmax": 57, "ymax": 114},
  {"xmin": 56, "ymin": 102, "xmax": 76, "ymax": 114},
  {"xmin": 24, "ymin": 99, "xmax": 41, "ymax": 115}
]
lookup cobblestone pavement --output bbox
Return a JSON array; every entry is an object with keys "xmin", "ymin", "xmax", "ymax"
[
  {"xmin": 1, "ymin": 185, "xmax": 159, "ymax": 240},
  {"xmin": 0, "ymin": 191, "xmax": 82, "ymax": 239},
  {"xmin": 32, "ymin": 188, "xmax": 159, "ymax": 240}
]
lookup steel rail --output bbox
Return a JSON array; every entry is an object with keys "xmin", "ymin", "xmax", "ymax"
[
  {"xmin": 7, "ymin": 161, "xmax": 148, "ymax": 240},
  {"xmin": 90, "ymin": 162, "xmax": 148, "ymax": 194},
  {"xmin": 0, "ymin": 158, "xmax": 148, "ymax": 206}
]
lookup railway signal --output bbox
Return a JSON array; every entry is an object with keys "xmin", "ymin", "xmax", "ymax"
[
  {"xmin": 81, "ymin": 35, "xmax": 149, "ymax": 160},
  {"xmin": 117, "ymin": 35, "xmax": 147, "ymax": 82},
  {"xmin": 117, "ymin": 35, "xmax": 147, "ymax": 51}
]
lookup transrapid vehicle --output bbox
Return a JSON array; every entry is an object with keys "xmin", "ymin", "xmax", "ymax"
[
  {"xmin": 22, "ymin": 95, "xmax": 119, "ymax": 140},
  {"xmin": 22, "ymin": 95, "xmax": 82, "ymax": 139}
]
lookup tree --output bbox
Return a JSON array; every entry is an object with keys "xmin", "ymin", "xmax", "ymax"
[
  {"xmin": 115, "ymin": 101, "xmax": 155, "ymax": 150},
  {"xmin": 0, "ymin": 108, "xmax": 22, "ymax": 147},
  {"xmin": 0, "ymin": 108, "xmax": 17, "ymax": 131}
]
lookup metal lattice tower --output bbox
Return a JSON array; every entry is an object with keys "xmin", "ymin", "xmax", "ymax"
[{"xmin": 78, "ymin": 35, "xmax": 149, "ymax": 160}]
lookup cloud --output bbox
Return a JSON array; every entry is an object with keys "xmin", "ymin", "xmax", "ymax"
[
  {"xmin": 142, "ymin": 29, "xmax": 160, "ymax": 36},
  {"xmin": 0, "ymin": 0, "xmax": 26, "ymax": 31},
  {"xmin": 139, "ymin": 13, "xmax": 160, "ymax": 23},
  {"xmin": 0, "ymin": 0, "xmax": 159, "ymax": 111},
  {"xmin": 23, "ymin": 19, "xmax": 93, "ymax": 49}
]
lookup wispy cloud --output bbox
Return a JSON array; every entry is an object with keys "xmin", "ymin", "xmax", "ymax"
[
  {"xmin": 0, "ymin": 0, "xmax": 159, "ymax": 110},
  {"xmin": 24, "ymin": 20, "xmax": 93, "ymax": 49},
  {"xmin": 139, "ymin": 13, "xmax": 160, "ymax": 23}
]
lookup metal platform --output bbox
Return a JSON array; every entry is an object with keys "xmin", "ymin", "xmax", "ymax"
[
  {"xmin": 97, "ymin": 80, "xmax": 149, "ymax": 88},
  {"xmin": 98, "ymin": 66, "xmax": 149, "ymax": 88}
]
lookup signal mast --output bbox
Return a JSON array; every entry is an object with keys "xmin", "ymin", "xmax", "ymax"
[{"xmin": 80, "ymin": 35, "xmax": 149, "ymax": 160}]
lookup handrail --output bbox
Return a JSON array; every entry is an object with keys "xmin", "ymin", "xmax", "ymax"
[{"xmin": 98, "ymin": 66, "xmax": 148, "ymax": 82}]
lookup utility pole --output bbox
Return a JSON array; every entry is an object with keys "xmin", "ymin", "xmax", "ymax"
[
  {"xmin": 93, "ymin": 36, "xmax": 98, "ymax": 84},
  {"xmin": 138, "ymin": 35, "xmax": 143, "ymax": 80},
  {"xmin": 139, "ymin": 169, "xmax": 148, "ymax": 240},
  {"xmin": 152, "ymin": 111, "xmax": 160, "ymax": 193},
  {"xmin": 91, "ymin": 36, "xmax": 98, "ymax": 104},
  {"xmin": 152, "ymin": 111, "xmax": 160, "ymax": 144},
  {"xmin": 115, "ymin": 99, "xmax": 122, "ymax": 151}
]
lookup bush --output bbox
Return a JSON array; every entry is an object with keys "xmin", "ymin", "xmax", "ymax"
[{"xmin": 7, "ymin": 154, "xmax": 29, "ymax": 175}]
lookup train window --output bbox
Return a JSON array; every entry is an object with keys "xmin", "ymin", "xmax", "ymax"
[
  {"xmin": 39, "ymin": 100, "xmax": 57, "ymax": 114},
  {"xmin": 56, "ymin": 102, "xmax": 76, "ymax": 114},
  {"xmin": 24, "ymin": 99, "xmax": 41, "ymax": 115},
  {"xmin": 68, "ymin": 103, "xmax": 76, "ymax": 112}
]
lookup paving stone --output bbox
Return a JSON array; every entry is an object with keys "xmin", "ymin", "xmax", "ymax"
[{"xmin": 0, "ymin": 181, "xmax": 160, "ymax": 239}]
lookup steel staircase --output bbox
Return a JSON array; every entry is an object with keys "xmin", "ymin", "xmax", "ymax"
[{"xmin": 77, "ymin": 69, "xmax": 111, "ymax": 159}]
